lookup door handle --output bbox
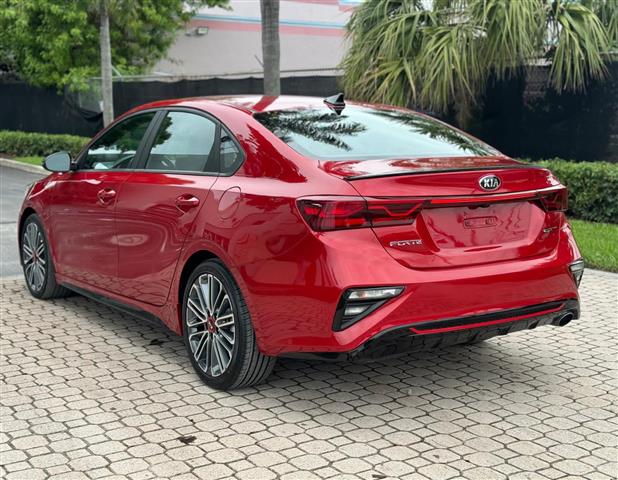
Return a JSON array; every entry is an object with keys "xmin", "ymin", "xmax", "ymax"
[
  {"xmin": 97, "ymin": 188, "xmax": 116, "ymax": 204},
  {"xmin": 175, "ymin": 194, "xmax": 200, "ymax": 212}
]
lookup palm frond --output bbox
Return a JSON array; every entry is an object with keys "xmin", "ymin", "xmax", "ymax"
[
  {"xmin": 470, "ymin": 0, "xmax": 545, "ymax": 79},
  {"xmin": 342, "ymin": 0, "xmax": 613, "ymax": 126},
  {"xmin": 586, "ymin": 0, "xmax": 618, "ymax": 49},
  {"xmin": 549, "ymin": 0, "xmax": 610, "ymax": 91},
  {"xmin": 342, "ymin": 2, "xmax": 434, "ymax": 106},
  {"xmin": 416, "ymin": 23, "xmax": 483, "ymax": 118}
]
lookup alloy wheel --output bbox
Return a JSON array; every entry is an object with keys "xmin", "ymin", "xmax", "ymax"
[
  {"xmin": 22, "ymin": 222, "xmax": 46, "ymax": 292},
  {"xmin": 186, "ymin": 273, "xmax": 236, "ymax": 377}
]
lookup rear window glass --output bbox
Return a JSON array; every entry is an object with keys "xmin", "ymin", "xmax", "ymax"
[{"xmin": 254, "ymin": 106, "xmax": 499, "ymax": 160}]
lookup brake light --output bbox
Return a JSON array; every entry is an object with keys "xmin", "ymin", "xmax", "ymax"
[
  {"xmin": 297, "ymin": 197, "xmax": 424, "ymax": 231},
  {"xmin": 539, "ymin": 188, "xmax": 568, "ymax": 212}
]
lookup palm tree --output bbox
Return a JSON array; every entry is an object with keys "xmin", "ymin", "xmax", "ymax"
[
  {"xmin": 99, "ymin": 0, "xmax": 114, "ymax": 126},
  {"xmin": 343, "ymin": 0, "xmax": 615, "ymax": 126},
  {"xmin": 260, "ymin": 0, "xmax": 281, "ymax": 95}
]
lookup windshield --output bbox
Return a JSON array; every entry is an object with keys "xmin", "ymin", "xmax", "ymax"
[{"xmin": 254, "ymin": 106, "xmax": 500, "ymax": 161}]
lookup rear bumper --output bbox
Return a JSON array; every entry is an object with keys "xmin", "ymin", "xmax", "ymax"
[
  {"xmin": 284, "ymin": 299, "xmax": 580, "ymax": 361},
  {"xmin": 246, "ymin": 223, "xmax": 581, "ymax": 356}
]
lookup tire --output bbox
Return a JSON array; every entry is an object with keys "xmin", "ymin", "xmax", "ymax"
[
  {"xmin": 182, "ymin": 259, "xmax": 276, "ymax": 390},
  {"xmin": 20, "ymin": 214, "xmax": 71, "ymax": 299}
]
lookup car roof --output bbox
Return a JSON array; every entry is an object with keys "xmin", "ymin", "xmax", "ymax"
[{"xmin": 132, "ymin": 95, "xmax": 344, "ymax": 115}]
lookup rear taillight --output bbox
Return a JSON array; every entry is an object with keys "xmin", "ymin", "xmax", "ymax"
[
  {"xmin": 538, "ymin": 188, "xmax": 568, "ymax": 212},
  {"xmin": 297, "ymin": 197, "xmax": 424, "ymax": 232}
]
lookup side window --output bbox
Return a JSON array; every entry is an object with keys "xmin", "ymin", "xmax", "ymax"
[
  {"xmin": 219, "ymin": 130, "xmax": 243, "ymax": 174},
  {"xmin": 81, "ymin": 113, "xmax": 155, "ymax": 170},
  {"xmin": 145, "ymin": 112, "xmax": 217, "ymax": 173}
]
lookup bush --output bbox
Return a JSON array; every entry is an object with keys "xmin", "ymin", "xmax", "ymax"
[
  {"xmin": 530, "ymin": 158, "xmax": 618, "ymax": 224},
  {"xmin": 0, "ymin": 130, "xmax": 89, "ymax": 158}
]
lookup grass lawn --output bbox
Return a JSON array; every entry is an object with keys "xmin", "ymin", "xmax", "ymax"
[
  {"xmin": 14, "ymin": 156, "xmax": 44, "ymax": 166},
  {"xmin": 570, "ymin": 219, "xmax": 618, "ymax": 273}
]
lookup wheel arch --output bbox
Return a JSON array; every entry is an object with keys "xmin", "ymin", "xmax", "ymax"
[
  {"xmin": 177, "ymin": 250, "xmax": 219, "ymax": 319},
  {"xmin": 18, "ymin": 207, "xmax": 39, "ymax": 263},
  {"xmin": 18, "ymin": 207, "xmax": 37, "ymax": 242},
  {"xmin": 173, "ymin": 248, "xmax": 264, "ymax": 349}
]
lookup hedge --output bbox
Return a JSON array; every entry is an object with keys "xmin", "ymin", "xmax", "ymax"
[
  {"xmin": 530, "ymin": 158, "xmax": 618, "ymax": 224},
  {"xmin": 0, "ymin": 130, "xmax": 89, "ymax": 158}
]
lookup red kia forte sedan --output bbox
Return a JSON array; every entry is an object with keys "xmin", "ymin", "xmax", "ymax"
[{"xmin": 19, "ymin": 94, "xmax": 584, "ymax": 390}]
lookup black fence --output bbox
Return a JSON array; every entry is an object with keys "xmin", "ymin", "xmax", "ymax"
[
  {"xmin": 1, "ymin": 68, "xmax": 616, "ymax": 161},
  {"xmin": 467, "ymin": 63, "xmax": 618, "ymax": 162}
]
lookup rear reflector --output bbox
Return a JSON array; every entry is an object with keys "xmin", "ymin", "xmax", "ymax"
[
  {"xmin": 297, "ymin": 197, "xmax": 424, "ymax": 231},
  {"xmin": 569, "ymin": 259, "xmax": 585, "ymax": 287},
  {"xmin": 334, "ymin": 286, "xmax": 404, "ymax": 331}
]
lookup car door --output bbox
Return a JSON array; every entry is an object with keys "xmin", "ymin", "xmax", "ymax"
[
  {"xmin": 114, "ymin": 109, "xmax": 220, "ymax": 305},
  {"xmin": 49, "ymin": 112, "xmax": 157, "ymax": 292}
]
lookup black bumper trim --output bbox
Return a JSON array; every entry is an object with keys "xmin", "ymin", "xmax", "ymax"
[
  {"xmin": 409, "ymin": 300, "xmax": 567, "ymax": 332},
  {"xmin": 283, "ymin": 299, "xmax": 580, "ymax": 362}
]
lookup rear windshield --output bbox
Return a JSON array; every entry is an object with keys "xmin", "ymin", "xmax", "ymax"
[{"xmin": 254, "ymin": 106, "xmax": 499, "ymax": 160}]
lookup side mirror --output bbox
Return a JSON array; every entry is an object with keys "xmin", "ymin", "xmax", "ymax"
[{"xmin": 43, "ymin": 151, "xmax": 72, "ymax": 172}]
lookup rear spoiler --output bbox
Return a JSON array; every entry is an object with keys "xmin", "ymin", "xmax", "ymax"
[{"xmin": 345, "ymin": 164, "xmax": 544, "ymax": 181}]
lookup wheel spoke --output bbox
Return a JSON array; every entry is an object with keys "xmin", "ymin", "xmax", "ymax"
[
  {"xmin": 216, "ymin": 295, "xmax": 230, "ymax": 316},
  {"xmin": 26, "ymin": 263, "xmax": 35, "ymax": 285},
  {"xmin": 193, "ymin": 332, "xmax": 209, "ymax": 361},
  {"xmin": 212, "ymin": 336, "xmax": 225, "ymax": 374},
  {"xmin": 32, "ymin": 265, "xmax": 41, "ymax": 288},
  {"xmin": 187, "ymin": 297, "xmax": 206, "ymax": 324},
  {"xmin": 28, "ymin": 224, "xmax": 37, "ymax": 249},
  {"xmin": 216, "ymin": 334, "xmax": 232, "ymax": 369},
  {"xmin": 209, "ymin": 275, "xmax": 216, "ymax": 314},
  {"xmin": 217, "ymin": 329, "xmax": 234, "ymax": 352},
  {"xmin": 37, "ymin": 263, "xmax": 46, "ymax": 286},
  {"xmin": 212, "ymin": 287, "xmax": 224, "ymax": 312},
  {"xmin": 198, "ymin": 276, "xmax": 212, "ymax": 315},
  {"xmin": 205, "ymin": 333, "xmax": 213, "ymax": 373},
  {"xmin": 215, "ymin": 313, "xmax": 234, "ymax": 328},
  {"xmin": 22, "ymin": 243, "xmax": 33, "ymax": 259},
  {"xmin": 188, "ymin": 330, "xmax": 203, "ymax": 341},
  {"xmin": 194, "ymin": 282, "xmax": 209, "ymax": 317}
]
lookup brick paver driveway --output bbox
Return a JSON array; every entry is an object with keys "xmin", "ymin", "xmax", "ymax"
[{"xmin": 1, "ymin": 270, "xmax": 617, "ymax": 480}]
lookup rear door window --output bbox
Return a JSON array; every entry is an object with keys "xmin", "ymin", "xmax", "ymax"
[
  {"xmin": 145, "ymin": 111, "xmax": 218, "ymax": 173},
  {"xmin": 219, "ymin": 130, "xmax": 243, "ymax": 174}
]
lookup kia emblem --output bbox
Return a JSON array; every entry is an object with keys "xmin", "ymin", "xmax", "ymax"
[{"xmin": 479, "ymin": 174, "xmax": 501, "ymax": 191}]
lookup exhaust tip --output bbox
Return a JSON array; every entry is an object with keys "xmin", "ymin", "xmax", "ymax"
[{"xmin": 554, "ymin": 312, "xmax": 574, "ymax": 327}]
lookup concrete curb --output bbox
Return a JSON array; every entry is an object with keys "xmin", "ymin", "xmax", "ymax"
[{"xmin": 0, "ymin": 157, "xmax": 46, "ymax": 175}]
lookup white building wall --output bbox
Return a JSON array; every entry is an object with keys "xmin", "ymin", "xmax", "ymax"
[{"xmin": 153, "ymin": 0, "xmax": 360, "ymax": 77}]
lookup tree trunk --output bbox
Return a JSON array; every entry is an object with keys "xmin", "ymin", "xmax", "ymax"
[
  {"xmin": 99, "ymin": 0, "xmax": 114, "ymax": 126},
  {"xmin": 260, "ymin": 0, "xmax": 280, "ymax": 96}
]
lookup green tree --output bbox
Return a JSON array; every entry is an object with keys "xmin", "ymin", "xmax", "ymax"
[
  {"xmin": 343, "ymin": 0, "xmax": 615, "ymax": 126},
  {"xmin": 0, "ymin": 0, "xmax": 227, "ymax": 125}
]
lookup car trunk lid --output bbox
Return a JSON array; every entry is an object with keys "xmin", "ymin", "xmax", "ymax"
[{"xmin": 321, "ymin": 157, "xmax": 566, "ymax": 269}]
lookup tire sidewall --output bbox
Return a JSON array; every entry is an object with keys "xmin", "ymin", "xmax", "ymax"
[{"xmin": 182, "ymin": 260, "xmax": 248, "ymax": 390}]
